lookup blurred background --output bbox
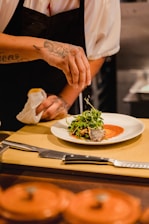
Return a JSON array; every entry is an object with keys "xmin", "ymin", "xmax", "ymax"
[{"xmin": 92, "ymin": 0, "xmax": 149, "ymax": 118}]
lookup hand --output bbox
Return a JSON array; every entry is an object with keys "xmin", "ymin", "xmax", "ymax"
[
  {"xmin": 36, "ymin": 95, "xmax": 70, "ymax": 121},
  {"xmin": 39, "ymin": 40, "xmax": 91, "ymax": 89}
]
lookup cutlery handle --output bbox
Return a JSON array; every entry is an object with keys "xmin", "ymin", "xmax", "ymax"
[{"xmin": 63, "ymin": 154, "xmax": 110, "ymax": 165}]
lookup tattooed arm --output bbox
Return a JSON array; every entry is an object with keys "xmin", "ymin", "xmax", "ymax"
[{"xmin": 0, "ymin": 32, "xmax": 91, "ymax": 88}]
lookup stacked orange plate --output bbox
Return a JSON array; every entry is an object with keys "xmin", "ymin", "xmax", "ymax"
[
  {"xmin": 0, "ymin": 182, "xmax": 74, "ymax": 223},
  {"xmin": 63, "ymin": 188, "xmax": 141, "ymax": 224}
]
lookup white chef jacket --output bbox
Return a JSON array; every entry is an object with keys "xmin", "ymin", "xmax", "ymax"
[{"xmin": 0, "ymin": 0, "xmax": 121, "ymax": 60}]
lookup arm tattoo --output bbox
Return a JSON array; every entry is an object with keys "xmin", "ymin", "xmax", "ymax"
[
  {"xmin": 44, "ymin": 40, "xmax": 69, "ymax": 58},
  {"xmin": 0, "ymin": 52, "xmax": 24, "ymax": 63},
  {"xmin": 33, "ymin": 40, "xmax": 69, "ymax": 58}
]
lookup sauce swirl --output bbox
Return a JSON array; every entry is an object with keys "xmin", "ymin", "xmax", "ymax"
[{"xmin": 104, "ymin": 124, "xmax": 124, "ymax": 139}]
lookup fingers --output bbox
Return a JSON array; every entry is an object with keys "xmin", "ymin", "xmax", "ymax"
[
  {"xmin": 42, "ymin": 40, "xmax": 91, "ymax": 88},
  {"xmin": 36, "ymin": 95, "xmax": 68, "ymax": 121},
  {"xmin": 64, "ymin": 47, "xmax": 91, "ymax": 89},
  {"xmin": 74, "ymin": 48, "xmax": 91, "ymax": 88}
]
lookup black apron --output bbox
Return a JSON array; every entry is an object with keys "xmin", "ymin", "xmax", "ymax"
[{"xmin": 0, "ymin": 0, "xmax": 91, "ymax": 131}]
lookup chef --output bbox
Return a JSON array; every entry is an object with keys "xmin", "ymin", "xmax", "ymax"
[{"xmin": 0, "ymin": 0, "xmax": 121, "ymax": 131}]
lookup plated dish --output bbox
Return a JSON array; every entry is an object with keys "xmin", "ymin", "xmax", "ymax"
[{"xmin": 51, "ymin": 113, "xmax": 145, "ymax": 145}]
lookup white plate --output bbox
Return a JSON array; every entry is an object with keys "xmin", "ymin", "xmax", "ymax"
[{"xmin": 51, "ymin": 113, "xmax": 145, "ymax": 145}]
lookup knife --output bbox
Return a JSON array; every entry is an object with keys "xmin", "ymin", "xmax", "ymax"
[
  {"xmin": 2, "ymin": 140, "xmax": 72, "ymax": 159},
  {"xmin": 2, "ymin": 140, "xmax": 149, "ymax": 169},
  {"xmin": 62, "ymin": 154, "xmax": 149, "ymax": 169}
]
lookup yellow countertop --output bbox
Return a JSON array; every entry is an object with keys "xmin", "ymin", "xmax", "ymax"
[{"xmin": 1, "ymin": 118, "xmax": 149, "ymax": 179}]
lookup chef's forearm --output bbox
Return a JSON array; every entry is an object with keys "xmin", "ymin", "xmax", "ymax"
[
  {"xmin": 89, "ymin": 57, "xmax": 105, "ymax": 77},
  {"xmin": 59, "ymin": 85, "xmax": 83, "ymax": 109},
  {"xmin": 0, "ymin": 33, "xmax": 44, "ymax": 64}
]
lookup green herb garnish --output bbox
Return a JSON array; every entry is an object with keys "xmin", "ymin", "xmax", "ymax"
[{"xmin": 67, "ymin": 98, "xmax": 104, "ymax": 139}]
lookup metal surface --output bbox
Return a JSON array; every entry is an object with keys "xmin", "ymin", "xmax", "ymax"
[
  {"xmin": 63, "ymin": 154, "xmax": 149, "ymax": 169},
  {"xmin": 0, "ymin": 144, "xmax": 9, "ymax": 162},
  {"xmin": 117, "ymin": 2, "xmax": 149, "ymax": 70},
  {"xmin": 2, "ymin": 140, "xmax": 71, "ymax": 159}
]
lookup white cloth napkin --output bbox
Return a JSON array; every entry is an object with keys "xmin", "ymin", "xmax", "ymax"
[{"xmin": 16, "ymin": 88, "xmax": 47, "ymax": 124}]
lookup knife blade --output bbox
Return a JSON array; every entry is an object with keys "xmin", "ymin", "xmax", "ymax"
[
  {"xmin": 2, "ymin": 140, "xmax": 72, "ymax": 159},
  {"xmin": 62, "ymin": 154, "xmax": 149, "ymax": 169},
  {"xmin": 0, "ymin": 143, "xmax": 9, "ymax": 161}
]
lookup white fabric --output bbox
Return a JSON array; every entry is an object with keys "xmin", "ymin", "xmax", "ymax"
[
  {"xmin": 0, "ymin": 0, "xmax": 19, "ymax": 32},
  {"xmin": 16, "ymin": 89, "xmax": 47, "ymax": 124},
  {"xmin": 24, "ymin": 0, "xmax": 80, "ymax": 16},
  {"xmin": 0, "ymin": 0, "xmax": 121, "ymax": 59}
]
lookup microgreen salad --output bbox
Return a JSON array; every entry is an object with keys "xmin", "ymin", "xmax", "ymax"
[{"xmin": 67, "ymin": 99, "xmax": 105, "ymax": 141}]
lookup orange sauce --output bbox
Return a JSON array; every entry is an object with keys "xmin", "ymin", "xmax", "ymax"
[{"xmin": 104, "ymin": 124, "xmax": 124, "ymax": 139}]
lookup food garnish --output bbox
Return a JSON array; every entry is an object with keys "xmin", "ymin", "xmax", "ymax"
[{"xmin": 67, "ymin": 98, "xmax": 105, "ymax": 142}]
